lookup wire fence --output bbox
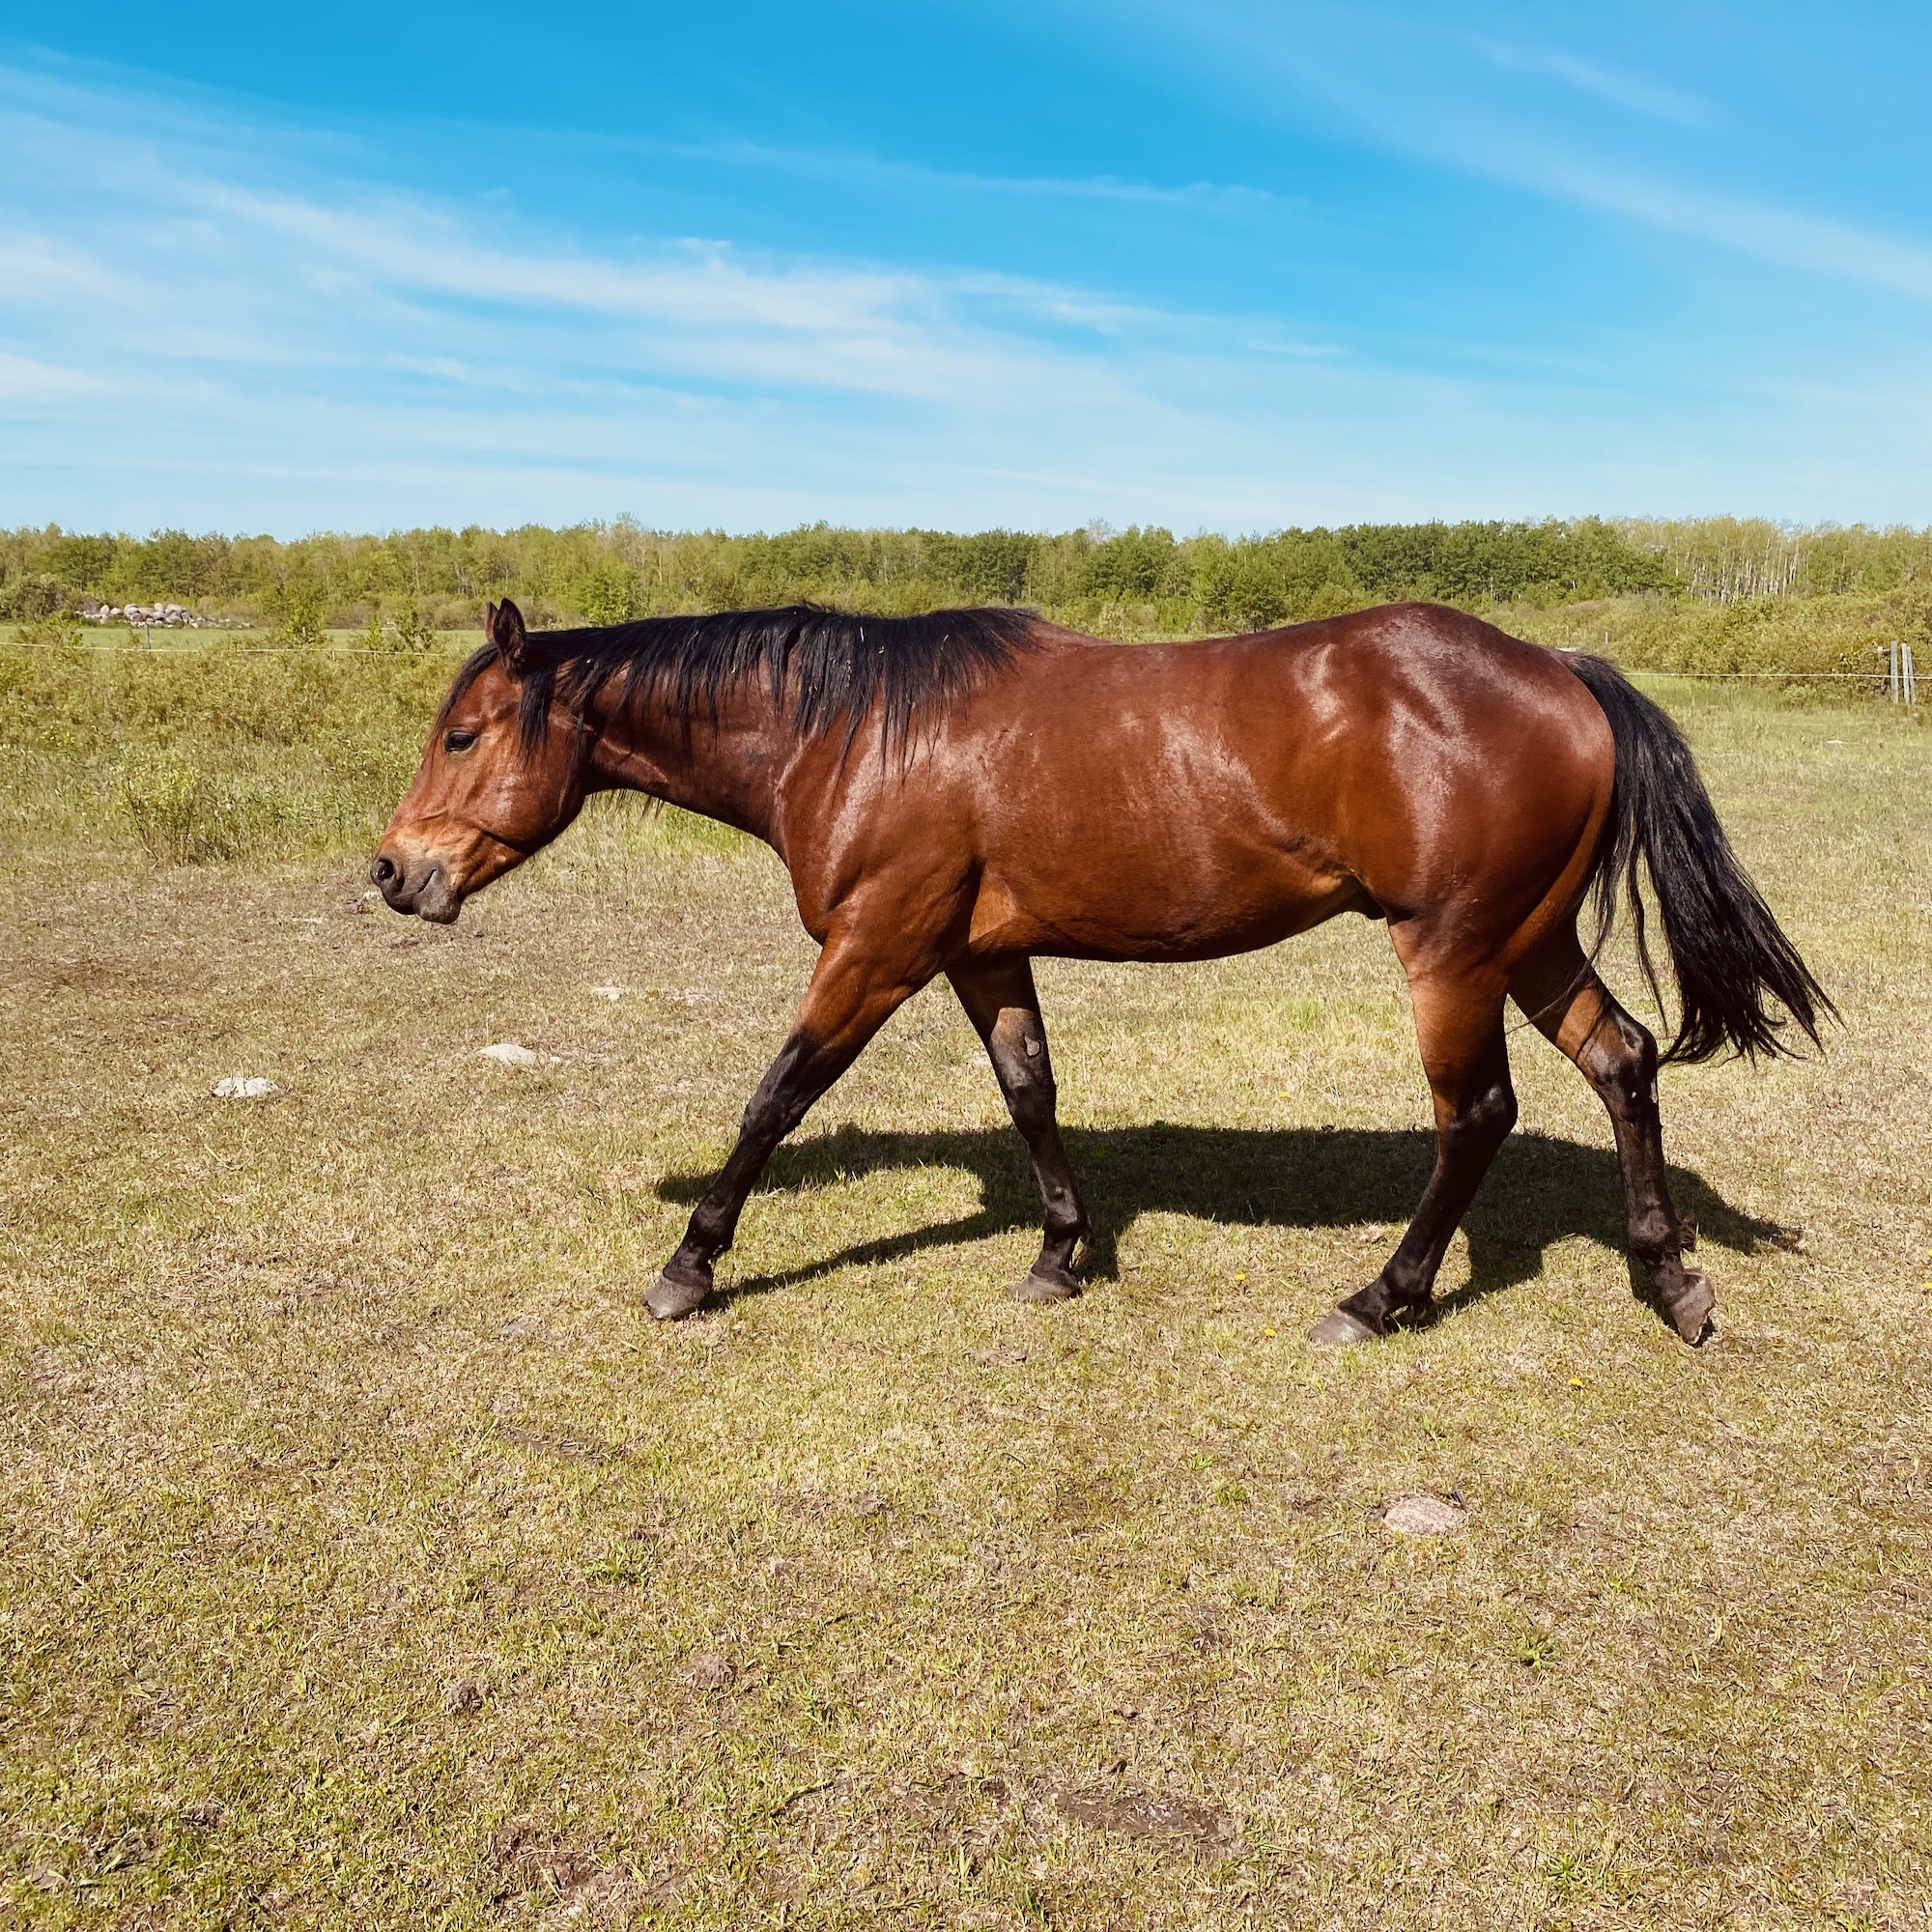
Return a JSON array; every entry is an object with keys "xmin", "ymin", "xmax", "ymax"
[
  {"xmin": 1629, "ymin": 669, "xmax": 1883, "ymax": 681},
  {"xmin": 1883, "ymin": 639, "xmax": 1918, "ymax": 704},
  {"xmin": 0, "ymin": 635, "xmax": 1920, "ymax": 699},
  {"xmin": 0, "ymin": 639, "xmax": 464, "ymax": 657}
]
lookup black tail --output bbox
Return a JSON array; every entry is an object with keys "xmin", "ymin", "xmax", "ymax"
[{"xmin": 1564, "ymin": 654, "xmax": 1833, "ymax": 1064}]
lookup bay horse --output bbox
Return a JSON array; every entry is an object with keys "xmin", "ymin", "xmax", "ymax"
[{"xmin": 372, "ymin": 598, "xmax": 1827, "ymax": 1346}]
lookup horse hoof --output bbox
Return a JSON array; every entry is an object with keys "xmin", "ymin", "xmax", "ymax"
[
  {"xmin": 1666, "ymin": 1268, "xmax": 1715, "ymax": 1346},
  {"xmin": 1306, "ymin": 1307, "xmax": 1378, "ymax": 1348},
  {"xmin": 1012, "ymin": 1271, "xmax": 1079, "ymax": 1305},
  {"xmin": 646, "ymin": 1271, "xmax": 711, "ymax": 1321}
]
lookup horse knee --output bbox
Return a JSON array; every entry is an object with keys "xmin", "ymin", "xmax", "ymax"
[
  {"xmin": 1005, "ymin": 1066, "xmax": 1057, "ymax": 1127},
  {"xmin": 991, "ymin": 1027, "xmax": 1058, "ymax": 1122},
  {"xmin": 1452, "ymin": 1075, "xmax": 1517, "ymax": 1150},
  {"xmin": 740, "ymin": 1085, "xmax": 808, "ymax": 1144}
]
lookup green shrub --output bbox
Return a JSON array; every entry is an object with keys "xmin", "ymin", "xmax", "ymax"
[
  {"xmin": 267, "ymin": 568, "xmax": 327, "ymax": 650},
  {"xmin": 115, "ymin": 753, "xmax": 257, "ymax": 866},
  {"xmin": 1509, "ymin": 583, "xmax": 1931, "ymax": 683},
  {"xmin": 18, "ymin": 611, "xmax": 84, "ymax": 652},
  {"xmin": 0, "ymin": 573, "xmax": 67, "ymax": 620},
  {"xmin": 358, "ymin": 601, "xmax": 436, "ymax": 653}
]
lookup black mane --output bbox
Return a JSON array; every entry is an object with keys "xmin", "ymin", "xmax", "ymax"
[{"xmin": 446, "ymin": 604, "xmax": 1041, "ymax": 751}]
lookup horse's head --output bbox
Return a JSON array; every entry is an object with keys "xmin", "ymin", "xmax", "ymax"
[{"xmin": 370, "ymin": 600, "xmax": 586, "ymax": 923}]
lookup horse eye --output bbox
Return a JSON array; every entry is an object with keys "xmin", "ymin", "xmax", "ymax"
[{"xmin": 443, "ymin": 727, "xmax": 478, "ymax": 753}]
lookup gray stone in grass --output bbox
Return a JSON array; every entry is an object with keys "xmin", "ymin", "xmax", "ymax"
[
  {"xmin": 683, "ymin": 1652, "xmax": 735, "ymax": 1692},
  {"xmin": 1048, "ymin": 1786, "xmax": 1236, "ymax": 1846},
  {"xmin": 479, "ymin": 1041, "xmax": 538, "ymax": 1067},
  {"xmin": 1383, "ymin": 1492, "xmax": 1466, "ymax": 1536},
  {"xmin": 444, "ymin": 1679, "xmax": 485, "ymax": 1717},
  {"xmin": 210, "ymin": 1076, "xmax": 277, "ymax": 1099}
]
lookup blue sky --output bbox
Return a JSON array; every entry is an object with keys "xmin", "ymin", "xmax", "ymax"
[{"xmin": 2, "ymin": 2, "xmax": 1928, "ymax": 534}]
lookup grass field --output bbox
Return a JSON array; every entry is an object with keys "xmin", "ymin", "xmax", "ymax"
[{"xmin": 2, "ymin": 659, "xmax": 1929, "ymax": 1928}]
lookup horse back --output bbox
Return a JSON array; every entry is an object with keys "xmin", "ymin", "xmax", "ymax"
[{"xmin": 786, "ymin": 603, "xmax": 1615, "ymax": 966}]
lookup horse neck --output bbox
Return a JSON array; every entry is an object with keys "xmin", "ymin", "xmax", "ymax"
[{"xmin": 582, "ymin": 677, "xmax": 793, "ymax": 845}]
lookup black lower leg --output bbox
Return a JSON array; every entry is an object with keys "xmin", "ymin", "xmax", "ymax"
[
  {"xmin": 950, "ymin": 961, "xmax": 1090, "ymax": 1300},
  {"xmin": 991, "ymin": 1008, "xmax": 1090, "ymax": 1293},
  {"xmin": 1336, "ymin": 1064, "xmax": 1519, "ymax": 1334},
  {"xmin": 1577, "ymin": 1002, "xmax": 1711, "ymax": 1342},
  {"xmin": 647, "ymin": 1031, "xmax": 858, "ymax": 1317}
]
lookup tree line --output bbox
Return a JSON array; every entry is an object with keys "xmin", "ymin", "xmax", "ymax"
[{"xmin": 4, "ymin": 515, "xmax": 1929, "ymax": 639}]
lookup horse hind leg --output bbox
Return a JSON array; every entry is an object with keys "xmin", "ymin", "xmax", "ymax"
[
  {"xmin": 1309, "ymin": 974, "xmax": 1517, "ymax": 1346},
  {"xmin": 1510, "ymin": 930, "xmax": 1712, "ymax": 1344}
]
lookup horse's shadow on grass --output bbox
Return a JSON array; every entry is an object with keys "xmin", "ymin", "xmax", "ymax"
[{"xmin": 655, "ymin": 1122, "xmax": 1791, "ymax": 1330}]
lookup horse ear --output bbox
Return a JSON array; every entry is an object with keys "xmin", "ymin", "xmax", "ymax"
[{"xmin": 485, "ymin": 597, "xmax": 533, "ymax": 676}]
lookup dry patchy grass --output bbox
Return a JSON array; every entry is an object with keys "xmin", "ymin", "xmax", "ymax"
[{"xmin": 1, "ymin": 680, "xmax": 1929, "ymax": 1929}]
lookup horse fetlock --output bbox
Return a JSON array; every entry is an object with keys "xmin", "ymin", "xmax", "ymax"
[
  {"xmin": 1042, "ymin": 1204, "xmax": 1089, "ymax": 1250},
  {"xmin": 1029, "ymin": 1212, "xmax": 1086, "ymax": 1282},
  {"xmin": 685, "ymin": 1198, "xmax": 740, "ymax": 1249},
  {"xmin": 1056, "ymin": 1232, "xmax": 1094, "ymax": 1279}
]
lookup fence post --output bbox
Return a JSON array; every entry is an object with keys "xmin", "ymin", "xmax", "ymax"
[{"xmin": 1906, "ymin": 639, "xmax": 1918, "ymax": 706}]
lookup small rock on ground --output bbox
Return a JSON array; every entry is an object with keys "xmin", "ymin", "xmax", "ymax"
[
  {"xmin": 1384, "ymin": 1492, "xmax": 1467, "ymax": 1535},
  {"xmin": 210, "ymin": 1076, "xmax": 276, "ymax": 1099},
  {"xmin": 479, "ymin": 1042, "xmax": 538, "ymax": 1066},
  {"xmin": 683, "ymin": 1652, "xmax": 735, "ymax": 1692},
  {"xmin": 1048, "ymin": 1787, "xmax": 1235, "ymax": 1846}
]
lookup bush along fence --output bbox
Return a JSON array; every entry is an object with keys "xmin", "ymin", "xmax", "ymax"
[{"xmin": 3, "ymin": 515, "xmax": 1930, "ymax": 683}]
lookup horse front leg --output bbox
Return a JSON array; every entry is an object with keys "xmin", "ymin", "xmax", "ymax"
[
  {"xmin": 1308, "ymin": 973, "xmax": 1517, "ymax": 1346},
  {"xmin": 646, "ymin": 934, "xmax": 924, "ymax": 1320},
  {"xmin": 949, "ymin": 956, "xmax": 1091, "ymax": 1303}
]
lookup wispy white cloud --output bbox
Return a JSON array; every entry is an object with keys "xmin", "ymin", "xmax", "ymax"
[
  {"xmin": 1082, "ymin": 2, "xmax": 1932, "ymax": 306},
  {"xmin": 0, "ymin": 349, "xmax": 108, "ymax": 403},
  {"xmin": 568, "ymin": 128, "xmax": 1277, "ymax": 213},
  {"xmin": 1510, "ymin": 152, "xmax": 1932, "ymax": 304},
  {"xmin": 1465, "ymin": 38, "xmax": 1708, "ymax": 126},
  {"xmin": 0, "ymin": 232, "xmax": 129, "ymax": 299},
  {"xmin": 2, "ymin": 49, "xmax": 1929, "ymax": 530},
  {"xmin": 0, "ymin": 63, "xmax": 1426, "ymax": 528},
  {"xmin": 715, "ymin": 143, "xmax": 1275, "ymax": 213},
  {"xmin": 0, "ymin": 91, "xmax": 1186, "ymax": 406}
]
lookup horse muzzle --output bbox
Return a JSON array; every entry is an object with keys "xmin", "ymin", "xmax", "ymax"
[{"xmin": 369, "ymin": 849, "xmax": 462, "ymax": 923}]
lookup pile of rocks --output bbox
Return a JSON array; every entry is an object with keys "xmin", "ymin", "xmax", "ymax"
[{"xmin": 75, "ymin": 599, "xmax": 225, "ymax": 628}]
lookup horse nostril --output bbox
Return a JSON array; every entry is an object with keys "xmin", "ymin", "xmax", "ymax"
[{"xmin": 370, "ymin": 855, "xmax": 399, "ymax": 888}]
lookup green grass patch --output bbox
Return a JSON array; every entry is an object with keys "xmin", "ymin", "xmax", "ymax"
[{"xmin": 0, "ymin": 658, "xmax": 1927, "ymax": 1927}]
